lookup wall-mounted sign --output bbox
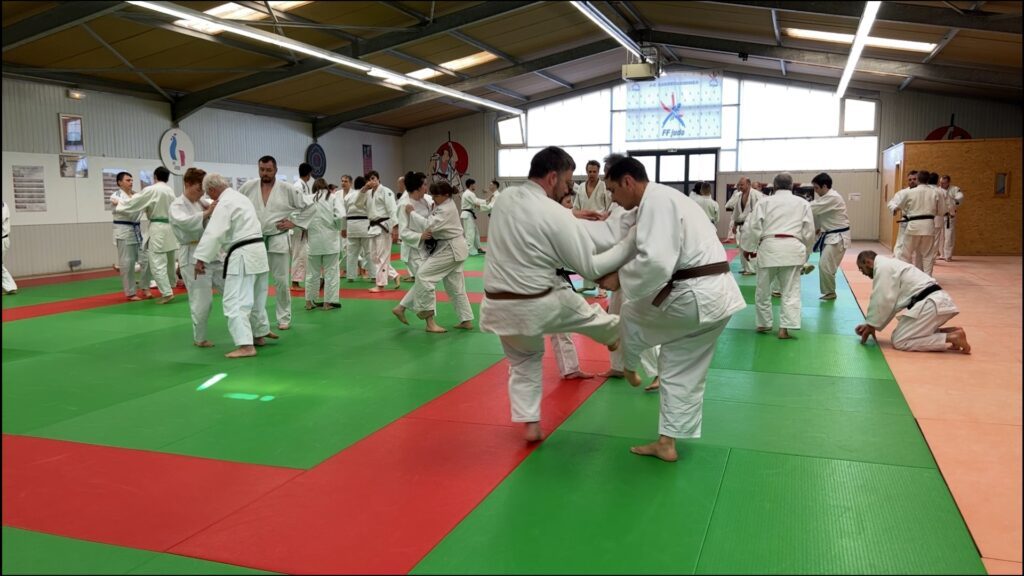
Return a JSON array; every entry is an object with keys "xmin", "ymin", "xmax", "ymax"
[
  {"xmin": 626, "ymin": 71, "xmax": 723, "ymax": 141},
  {"xmin": 159, "ymin": 128, "xmax": 194, "ymax": 175},
  {"xmin": 306, "ymin": 143, "xmax": 327, "ymax": 178}
]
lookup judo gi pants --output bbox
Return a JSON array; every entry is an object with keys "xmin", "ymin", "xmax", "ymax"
[
  {"xmin": 462, "ymin": 215, "xmax": 482, "ymax": 256},
  {"xmin": 943, "ymin": 220, "xmax": 956, "ymax": 260},
  {"xmin": 116, "ymin": 239, "xmax": 141, "ymax": 297},
  {"xmin": 305, "ymin": 253, "xmax": 340, "ymax": 305},
  {"xmin": 2, "ymin": 237, "xmax": 16, "ymax": 293},
  {"xmin": 181, "ymin": 260, "xmax": 224, "ymax": 343},
  {"xmin": 500, "ymin": 293, "xmax": 619, "ymax": 423},
  {"xmin": 736, "ymin": 227, "xmax": 757, "ymax": 274},
  {"xmin": 400, "ymin": 251, "xmax": 473, "ymax": 322},
  {"xmin": 147, "ymin": 247, "xmax": 176, "ymax": 297},
  {"xmin": 404, "ymin": 249, "xmax": 425, "ymax": 279},
  {"xmin": 899, "ymin": 234, "xmax": 937, "ymax": 276},
  {"xmin": 819, "ymin": 241, "xmax": 846, "ymax": 296},
  {"xmin": 621, "ymin": 289, "xmax": 731, "ymax": 439},
  {"xmin": 369, "ymin": 234, "xmax": 398, "ymax": 287},
  {"xmin": 894, "ymin": 222, "xmax": 907, "ymax": 259},
  {"xmin": 608, "ymin": 290, "xmax": 660, "ymax": 376},
  {"xmin": 892, "ymin": 300, "xmax": 957, "ymax": 352},
  {"xmin": 932, "ymin": 223, "xmax": 945, "ymax": 263},
  {"xmin": 222, "ymin": 271, "xmax": 270, "ymax": 346},
  {"xmin": 346, "ymin": 236, "xmax": 373, "ymax": 280},
  {"xmin": 756, "ymin": 265, "xmax": 802, "ymax": 330},
  {"xmin": 290, "ymin": 230, "xmax": 308, "ymax": 283},
  {"xmin": 266, "ymin": 250, "xmax": 292, "ymax": 326}
]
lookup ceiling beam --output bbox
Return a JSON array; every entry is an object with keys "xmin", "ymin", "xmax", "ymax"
[
  {"xmin": 80, "ymin": 23, "xmax": 173, "ymax": 102},
  {"xmin": 638, "ymin": 30, "xmax": 1022, "ymax": 89},
  {"xmin": 3, "ymin": 1, "xmax": 124, "ymax": 52},
  {"xmin": 115, "ymin": 13, "xmax": 295, "ymax": 63},
  {"xmin": 447, "ymin": 30, "xmax": 575, "ymax": 90},
  {"xmin": 709, "ymin": 1, "xmax": 1022, "ymax": 34},
  {"xmin": 2, "ymin": 63, "xmax": 176, "ymax": 101},
  {"xmin": 168, "ymin": 1, "xmax": 539, "ymax": 122},
  {"xmin": 900, "ymin": 28, "xmax": 961, "ymax": 91},
  {"xmin": 313, "ymin": 39, "xmax": 619, "ymax": 137},
  {"xmin": 378, "ymin": 1, "xmax": 430, "ymax": 25}
]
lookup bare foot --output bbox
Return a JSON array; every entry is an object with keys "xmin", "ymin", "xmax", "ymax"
[
  {"xmin": 369, "ymin": 286, "xmax": 385, "ymax": 293},
  {"xmin": 157, "ymin": 295, "xmax": 175, "ymax": 304},
  {"xmin": 225, "ymin": 346, "xmax": 256, "ymax": 358},
  {"xmin": 392, "ymin": 305, "xmax": 409, "ymax": 325},
  {"xmin": 607, "ymin": 339, "xmax": 620, "ymax": 352},
  {"xmin": 820, "ymin": 293, "xmax": 837, "ymax": 300},
  {"xmin": 127, "ymin": 295, "xmax": 142, "ymax": 301},
  {"xmin": 454, "ymin": 321, "xmax": 474, "ymax": 330},
  {"xmin": 778, "ymin": 328, "xmax": 792, "ymax": 339},
  {"xmin": 756, "ymin": 326, "xmax": 772, "ymax": 333},
  {"xmin": 142, "ymin": 291, "xmax": 153, "ymax": 299},
  {"xmin": 801, "ymin": 264, "xmax": 815, "ymax": 275},
  {"xmin": 402, "ymin": 276, "xmax": 415, "ymax": 283},
  {"xmin": 624, "ymin": 369, "xmax": 643, "ymax": 388},
  {"xmin": 630, "ymin": 436, "xmax": 678, "ymax": 462},
  {"xmin": 524, "ymin": 422, "xmax": 544, "ymax": 442},
  {"xmin": 425, "ymin": 325, "xmax": 448, "ymax": 334},
  {"xmin": 771, "ymin": 291, "xmax": 782, "ymax": 298},
  {"xmin": 947, "ymin": 329, "xmax": 971, "ymax": 354},
  {"xmin": 938, "ymin": 326, "xmax": 961, "ymax": 333},
  {"xmin": 741, "ymin": 271, "xmax": 756, "ymax": 276},
  {"xmin": 602, "ymin": 369, "xmax": 624, "ymax": 378},
  {"xmin": 277, "ymin": 323, "xmax": 290, "ymax": 331},
  {"xmin": 562, "ymin": 370, "xmax": 594, "ymax": 380},
  {"xmin": 392, "ymin": 279, "xmax": 402, "ymax": 290},
  {"xmin": 253, "ymin": 337, "xmax": 266, "ymax": 347},
  {"xmin": 305, "ymin": 301, "xmax": 316, "ymax": 310},
  {"xmin": 644, "ymin": 377, "xmax": 661, "ymax": 392},
  {"xmin": 263, "ymin": 331, "xmax": 279, "ymax": 339},
  {"xmin": 194, "ymin": 340, "xmax": 214, "ymax": 348}
]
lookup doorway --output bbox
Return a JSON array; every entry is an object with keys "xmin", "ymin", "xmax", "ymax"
[{"xmin": 627, "ymin": 148, "xmax": 720, "ymax": 199}]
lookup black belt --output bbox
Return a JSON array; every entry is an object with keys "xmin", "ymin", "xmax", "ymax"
[
  {"xmin": 555, "ymin": 268, "xmax": 576, "ymax": 290},
  {"xmin": 899, "ymin": 214, "xmax": 935, "ymax": 223},
  {"xmin": 2, "ymin": 234, "xmax": 7, "ymax": 239},
  {"xmin": 222, "ymin": 237, "xmax": 264, "ymax": 278},
  {"xmin": 425, "ymin": 238, "xmax": 438, "ymax": 255},
  {"xmin": 652, "ymin": 261, "xmax": 730, "ymax": 306},
  {"xmin": 944, "ymin": 214, "xmax": 954, "ymax": 229},
  {"xmin": 346, "ymin": 216, "xmax": 368, "ymax": 220},
  {"xmin": 813, "ymin": 226, "xmax": 850, "ymax": 253},
  {"xmin": 907, "ymin": 284, "xmax": 942, "ymax": 310},
  {"xmin": 463, "ymin": 209, "xmax": 476, "ymax": 220},
  {"xmin": 370, "ymin": 217, "xmax": 390, "ymax": 234},
  {"xmin": 735, "ymin": 220, "xmax": 744, "ymax": 225},
  {"xmin": 113, "ymin": 220, "xmax": 143, "ymax": 243}
]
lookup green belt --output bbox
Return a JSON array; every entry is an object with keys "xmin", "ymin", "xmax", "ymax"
[{"xmin": 150, "ymin": 218, "xmax": 169, "ymax": 223}]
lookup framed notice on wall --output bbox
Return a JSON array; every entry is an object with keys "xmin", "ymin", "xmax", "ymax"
[
  {"xmin": 12, "ymin": 165, "xmax": 47, "ymax": 212},
  {"xmin": 362, "ymin": 144, "xmax": 373, "ymax": 175},
  {"xmin": 59, "ymin": 113, "xmax": 85, "ymax": 153}
]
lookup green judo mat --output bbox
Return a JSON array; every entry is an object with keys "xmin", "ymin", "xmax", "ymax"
[{"xmin": 2, "ymin": 247, "xmax": 984, "ymax": 574}]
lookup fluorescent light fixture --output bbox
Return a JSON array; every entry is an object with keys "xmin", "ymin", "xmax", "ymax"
[
  {"xmin": 570, "ymin": 1, "xmax": 647, "ymax": 62},
  {"xmin": 128, "ymin": 0, "xmax": 522, "ymax": 117},
  {"xmin": 66, "ymin": 89, "xmax": 86, "ymax": 100},
  {"xmin": 784, "ymin": 27, "xmax": 937, "ymax": 53},
  {"xmin": 835, "ymin": 1, "xmax": 881, "ymax": 99},
  {"xmin": 128, "ymin": 1, "xmax": 370, "ymax": 72},
  {"xmin": 408, "ymin": 51, "xmax": 500, "ymax": 81},
  {"xmin": 173, "ymin": 1, "xmax": 311, "ymax": 35}
]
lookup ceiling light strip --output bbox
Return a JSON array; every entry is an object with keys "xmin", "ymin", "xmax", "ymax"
[
  {"xmin": 836, "ymin": 1, "xmax": 882, "ymax": 99},
  {"xmin": 127, "ymin": 1, "xmax": 522, "ymax": 116},
  {"xmin": 570, "ymin": 1, "xmax": 647, "ymax": 62}
]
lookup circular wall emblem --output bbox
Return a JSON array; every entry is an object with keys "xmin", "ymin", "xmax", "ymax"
[
  {"xmin": 306, "ymin": 143, "xmax": 327, "ymax": 178},
  {"xmin": 158, "ymin": 128, "xmax": 194, "ymax": 175}
]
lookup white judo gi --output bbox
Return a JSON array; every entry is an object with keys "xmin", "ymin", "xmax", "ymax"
[
  {"xmin": 888, "ymin": 187, "xmax": 912, "ymax": 260},
  {"xmin": 111, "ymin": 188, "xmax": 144, "ymax": 298},
  {"xmin": 400, "ymin": 197, "xmax": 473, "ymax": 322},
  {"xmin": 940, "ymin": 185, "xmax": 963, "ymax": 260},
  {"xmin": 2, "ymin": 201, "xmax": 17, "ymax": 294},
  {"xmin": 742, "ymin": 189, "xmax": 815, "ymax": 331},
  {"xmin": 397, "ymin": 193, "xmax": 434, "ymax": 279},
  {"xmin": 691, "ymin": 194, "xmax": 720, "ymax": 225},
  {"xmin": 170, "ymin": 194, "xmax": 224, "ymax": 343},
  {"xmin": 573, "ymin": 179, "xmax": 614, "ymax": 292},
  {"xmin": 297, "ymin": 189, "xmax": 345, "ymax": 306},
  {"xmin": 930, "ymin": 184, "xmax": 949, "ymax": 269},
  {"xmin": 238, "ymin": 179, "xmax": 311, "ymax": 327},
  {"xmin": 344, "ymin": 189, "xmax": 373, "ymax": 280},
  {"xmin": 290, "ymin": 177, "xmax": 314, "ymax": 284},
  {"xmin": 865, "ymin": 256, "xmax": 959, "ymax": 352},
  {"xmin": 895, "ymin": 184, "xmax": 941, "ymax": 276},
  {"xmin": 366, "ymin": 185, "xmax": 398, "ymax": 287},
  {"xmin": 480, "ymin": 180, "xmax": 635, "ymax": 424},
  {"xmin": 616, "ymin": 183, "xmax": 745, "ymax": 439},
  {"xmin": 114, "ymin": 181, "xmax": 179, "ymax": 298},
  {"xmin": 460, "ymin": 189, "xmax": 489, "ymax": 256},
  {"xmin": 810, "ymin": 189, "xmax": 851, "ymax": 297},
  {"xmin": 729, "ymin": 188, "xmax": 764, "ymax": 275},
  {"xmin": 195, "ymin": 188, "xmax": 271, "ymax": 346}
]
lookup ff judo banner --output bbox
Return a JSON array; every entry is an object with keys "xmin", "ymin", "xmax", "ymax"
[{"xmin": 625, "ymin": 71, "xmax": 723, "ymax": 142}]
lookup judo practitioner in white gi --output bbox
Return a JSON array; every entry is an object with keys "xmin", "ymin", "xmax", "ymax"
[
  {"xmin": 573, "ymin": 160, "xmax": 614, "ymax": 296},
  {"xmin": 170, "ymin": 167, "xmax": 223, "ymax": 347},
  {"xmin": 691, "ymin": 182, "xmax": 720, "ymax": 225},
  {"xmin": 362, "ymin": 170, "xmax": 400, "ymax": 292},
  {"xmin": 110, "ymin": 171, "xmax": 146, "ymax": 300},
  {"xmin": 741, "ymin": 172, "xmax": 816, "ymax": 339},
  {"xmin": 460, "ymin": 178, "xmax": 489, "ymax": 256},
  {"xmin": 195, "ymin": 173, "xmax": 275, "ymax": 358},
  {"xmin": 809, "ymin": 172, "xmax": 851, "ymax": 300},
  {"xmin": 112, "ymin": 166, "xmax": 179, "ymax": 304},
  {"xmin": 297, "ymin": 178, "xmax": 345, "ymax": 310},
  {"xmin": 938, "ymin": 175, "xmax": 964, "ymax": 261},
  {"xmin": 854, "ymin": 250, "xmax": 970, "ymax": 353},
  {"xmin": 925, "ymin": 172, "xmax": 948, "ymax": 265},
  {"xmin": 395, "ymin": 171, "xmax": 434, "ymax": 284},
  {"xmin": 727, "ymin": 177, "xmax": 764, "ymax": 276},
  {"xmin": 392, "ymin": 180, "xmax": 474, "ymax": 333},
  {"xmin": 480, "ymin": 147, "xmax": 635, "ymax": 442},
  {"xmin": 890, "ymin": 171, "xmax": 919, "ymax": 261},
  {"xmin": 290, "ymin": 162, "xmax": 314, "ymax": 288},
  {"xmin": 343, "ymin": 175, "xmax": 373, "ymax": 281},
  {"xmin": 238, "ymin": 156, "xmax": 312, "ymax": 330},
  {"xmin": 894, "ymin": 169, "xmax": 942, "ymax": 276},
  {"xmin": 599, "ymin": 157, "xmax": 745, "ymax": 462},
  {"xmin": 2, "ymin": 200, "xmax": 17, "ymax": 295}
]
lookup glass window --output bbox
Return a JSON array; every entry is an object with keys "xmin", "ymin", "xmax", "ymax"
[
  {"xmin": 720, "ymin": 150, "xmax": 737, "ymax": 172},
  {"xmin": 738, "ymin": 136, "xmax": 878, "ymax": 171},
  {"xmin": 497, "ymin": 116, "xmax": 524, "ymax": 146},
  {"xmin": 844, "ymin": 98, "xmax": 877, "ymax": 133},
  {"xmin": 659, "ymin": 155, "xmax": 687, "ymax": 181},
  {"xmin": 528, "ymin": 89, "xmax": 611, "ymax": 146},
  {"xmin": 723, "ymin": 76, "xmax": 739, "ymax": 105},
  {"xmin": 721, "ymin": 106, "xmax": 738, "ymax": 149},
  {"xmin": 739, "ymin": 80, "xmax": 839, "ymax": 139},
  {"xmin": 498, "ymin": 146, "xmax": 610, "ymax": 178},
  {"xmin": 690, "ymin": 153, "xmax": 717, "ymax": 181},
  {"xmin": 631, "ymin": 155, "xmax": 659, "ymax": 182}
]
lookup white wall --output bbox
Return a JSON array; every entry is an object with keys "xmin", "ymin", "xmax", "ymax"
[{"xmin": 1, "ymin": 77, "xmax": 403, "ymax": 276}]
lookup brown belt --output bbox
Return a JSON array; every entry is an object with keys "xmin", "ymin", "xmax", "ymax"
[
  {"xmin": 774, "ymin": 234, "xmax": 795, "ymax": 239},
  {"xmin": 652, "ymin": 261, "xmax": 731, "ymax": 306},
  {"xmin": 485, "ymin": 287, "xmax": 553, "ymax": 301}
]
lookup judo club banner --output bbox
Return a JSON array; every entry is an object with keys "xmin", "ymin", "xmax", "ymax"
[
  {"xmin": 428, "ymin": 137, "xmax": 468, "ymax": 192},
  {"xmin": 159, "ymin": 128, "xmax": 194, "ymax": 175},
  {"xmin": 625, "ymin": 71, "xmax": 723, "ymax": 142}
]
